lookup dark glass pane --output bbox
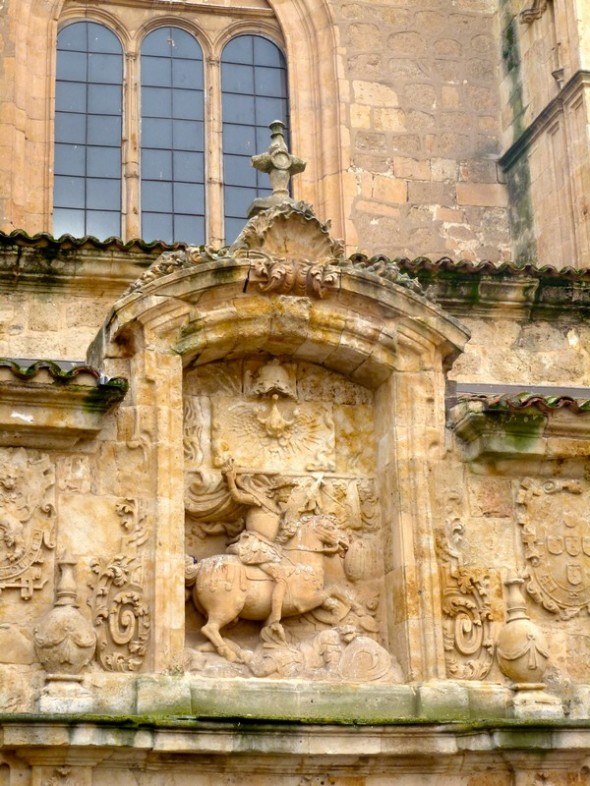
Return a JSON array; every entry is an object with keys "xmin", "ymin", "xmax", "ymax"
[
  {"xmin": 57, "ymin": 23, "xmax": 86, "ymax": 52},
  {"xmin": 254, "ymin": 37, "xmax": 285, "ymax": 67},
  {"xmin": 223, "ymin": 123, "xmax": 256, "ymax": 156},
  {"xmin": 168, "ymin": 28, "xmax": 201, "ymax": 59},
  {"xmin": 141, "ymin": 56, "xmax": 171, "ymax": 87},
  {"xmin": 173, "ymin": 151, "xmax": 203, "ymax": 183},
  {"xmin": 142, "ymin": 86, "xmax": 173, "ymax": 118},
  {"xmin": 87, "ymin": 146, "xmax": 120, "ymax": 177},
  {"xmin": 57, "ymin": 51, "xmax": 87, "ymax": 82},
  {"xmin": 224, "ymin": 185, "xmax": 256, "ymax": 218},
  {"xmin": 88, "ymin": 84, "xmax": 121, "ymax": 114},
  {"xmin": 55, "ymin": 82, "xmax": 86, "ymax": 113},
  {"xmin": 88, "ymin": 53, "xmax": 123, "ymax": 85},
  {"xmin": 222, "ymin": 36, "xmax": 254, "ymax": 65},
  {"xmin": 54, "ymin": 143, "xmax": 85, "ymax": 176},
  {"xmin": 225, "ymin": 216, "xmax": 246, "ymax": 244},
  {"xmin": 87, "ymin": 23, "xmax": 121, "ymax": 55},
  {"xmin": 53, "ymin": 208, "xmax": 85, "ymax": 238},
  {"xmin": 254, "ymin": 66, "xmax": 286, "ymax": 96},
  {"xmin": 172, "ymin": 90, "xmax": 202, "ymax": 121},
  {"xmin": 143, "ymin": 150, "xmax": 173, "ymax": 180},
  {"xmin": 142, "ymin": 118, "xmax": 173, "ymax": 148},
  {"xmin": 174, "ymin": 214, "xmax": 204, "ymax": 244},
  {"xmin": 142, "ymin": 212, "xmax": 173, "ymax": 243},
  {"xmin": 174, "ymin": 182, "xmax": 204, "ymax": 214},
  {"xmin": 142, "ymin": 180, "xmax": 173, "ymax": 213},
  {"xmin": 172, "ymin": 58, "xmax": 202, "ymax": 90},
  {"xmin": 55, "ymin": 112, "xmax": 86, "ymax": 144},
  {"xmin": 142, "ymin": 27, "xmax": 199, "ymax": 59},
  {"xmin": 222, "ymin": 63, "xmax": 254, "ymax": 94},
  {"xmin": 86, "ymin": 210, "xmax": 120, "ymax": 238},
  {"xmin": 53, "ymin": 176, "xmax": 85, "ymax": 209},
  {"xmin": 86, "ymin": 178, "xmax": 120, "ymax": 210},
  {"xmin": 87, "ymin": 115, "xmax": 121, "ymax": 146},
  {"xmin": 256, "ymin": 96, "xmax": 288, "ymax": 126},
  {"xmin": 222, "ymin": 93, "xmax": 255, "ymax": 125},
  {"xmin": 223, "ymin": 154, "xmax": 257, "ymax": 188},
  {"xmin": 255, "ymin": 125, "xmax": 270, "ymax": 151},
  {"xmin": 173, "ymin": 120, "xmax": 203, "ymax": 151},
  {"xmin": 141, "ymin": 28, "xmax": 172, "ymax": 57}
]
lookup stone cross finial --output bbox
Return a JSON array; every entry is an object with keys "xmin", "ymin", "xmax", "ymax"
[{"xmin": 247, "ymin": 120, "xmax": 306, "ymax": 217}]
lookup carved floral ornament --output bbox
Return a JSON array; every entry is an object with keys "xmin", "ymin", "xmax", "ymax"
[{"xmin": 436, "ymin": 515, "xmax": 495, "ymax": 680}]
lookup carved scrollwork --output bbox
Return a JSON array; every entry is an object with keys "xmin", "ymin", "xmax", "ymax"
[
  {"xmin": 520, "ymin": 0, "xmax": 549, "ymax": 23},
  {"xmin": 89, "ymin": 554, "xmax": 150, "ymax": 672},
  {"xmin": 249, "ymin": 255, "xmax": 338, "ymax": 298},
  {"xmin": 517, "ymin": 478, "xmax": 590, "ymax": 619},
  {"xmin": 88, "ymin": 499, "xmax": 150, "ymax": 671},
  {"xmin": 0, "ymin": 448, "xmax": 55, "ymax": 599},
  {"xmin": 437, "ymin": 517, "xmax": 494, "ymax": 680}
]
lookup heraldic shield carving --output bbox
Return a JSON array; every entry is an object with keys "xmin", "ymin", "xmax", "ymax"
[{"xmin": 517, "ymin": 479, "xmax": 590, "ymax": 619}]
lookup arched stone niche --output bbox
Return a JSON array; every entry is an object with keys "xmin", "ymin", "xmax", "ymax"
[{"xmin": 90, "ymin": 208, "xmax": 469, "ymax": 680}]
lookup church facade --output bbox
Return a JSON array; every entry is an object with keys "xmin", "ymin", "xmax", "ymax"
[{"xmin": 1, "ymin": 1, "xmax": 590, "ymax": 784}]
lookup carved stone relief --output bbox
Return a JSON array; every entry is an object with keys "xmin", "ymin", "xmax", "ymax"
[
  {"xmin": 88, "ymin": 498, "xmax": 150, "ymax": 671},
  {"xmin": 517, "ymin": 479, "xmax": 590, "ymax": 619},
  {"xmin": 436, "ymin": 509, "xmax": 495, "ymax": 680},
  {"xmin": 184, "ymin": 358, "xmax": 401, "ymax": 681},
  {"xmin": 0, "ymin": 448, "xmax": 55, "ymax": 599}
]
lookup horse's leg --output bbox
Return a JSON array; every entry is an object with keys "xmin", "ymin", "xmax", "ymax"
[{"xmin": 201, "ymin": 617, "xmax": 242, "ymax": 662}]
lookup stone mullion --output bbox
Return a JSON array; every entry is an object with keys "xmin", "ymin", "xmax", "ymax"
[
  {"xmin": 205, "ymin": 56, "xmax": 224, "ymax": 246},
  {"xmin": 123, "ymin": 49, "xmax": 140, "ymax": 241}
]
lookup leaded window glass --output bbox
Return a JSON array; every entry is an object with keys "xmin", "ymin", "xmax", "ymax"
[
  {"xmin": 221, "ymin": 35, "xmax": 289, "ymax": 242},
  {"xmin": 54, "ymin": 21, "xmax": 123, "ymax": 239},
  {"xmin": 140, "ymin": 27, "xmax": 205, "ymax": 244}
]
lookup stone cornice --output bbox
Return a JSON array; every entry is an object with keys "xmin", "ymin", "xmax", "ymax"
[
  {"xmin": 499, "ymin": 70, "xmax": 590, "ymax": 171},
  {"xmin": 0, "ymin": 360, "xmax": 128, "ymax": 448},
  {"xmin": 449, "ymin": 393, "xmax": 590, "ymax": 461},
  {"xmin": 0, "ymin": 230, "xmax": 182, "ymax": 295}
]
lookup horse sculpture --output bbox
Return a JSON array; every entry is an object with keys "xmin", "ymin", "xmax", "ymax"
[{"xmin": 189, "ymin": 514, "xmax": 349, "ymax": 662}]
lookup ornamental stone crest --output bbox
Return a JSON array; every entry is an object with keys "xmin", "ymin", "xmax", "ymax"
[
  {"xmin": 517, "ymin": 478, "xmax": 590, "ymax": 619},
  {"xmin": 0, "ymin": 447, "xmax": 55, "ymax": 598}
]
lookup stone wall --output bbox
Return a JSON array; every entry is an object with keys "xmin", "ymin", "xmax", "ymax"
[{"xmin": 333, "ymin": 0, "xmax": 511, "ymax": 259}]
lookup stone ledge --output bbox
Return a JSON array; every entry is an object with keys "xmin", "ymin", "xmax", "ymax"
[
  {"xmin": 449, "ymin": 397, "xmax": 590, "ymax": 460},
  {"xmin": 0, "ymin": 360, "xmax": 128, "ymax": 448}
]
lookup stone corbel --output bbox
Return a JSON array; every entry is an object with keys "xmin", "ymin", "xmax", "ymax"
[
  {"xmin": 449, "ymin": 395, "xmax": 590, "ymax": 460},
  {"xmin": 0, "ymin": 360, "xmax": 128, "ymax": 448},
  {"xmin": 520, "ymin": 0, "xmax": 549, "ymax": 24}
]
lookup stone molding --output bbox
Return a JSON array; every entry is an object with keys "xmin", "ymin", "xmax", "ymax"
[
  {"xmin": 520, "ymin": 0, "xmax": 549, "ymax": 24},
  {"xmin": 449, "ymin": 395, "xmax": 590, "ymax": 460},
  {"xmin": 0, "ymin": 361, "xmax": 128, "ymax": 448},
  {"xmin": 500, "ymin": 70, "xmax": 590, "ymax": 172}
]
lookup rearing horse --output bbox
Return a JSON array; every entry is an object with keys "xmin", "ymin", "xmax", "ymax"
[{"xmin": 189, "ymin": 514, "xmax": 349, "ymax": 662}]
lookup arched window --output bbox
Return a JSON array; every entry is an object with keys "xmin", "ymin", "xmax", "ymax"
[
  {"xmin": 53, "ymin": 18, "xmax": 290, "ymax": 244},
  {"xmin": 54, "ymin": 21, "xmax": 123, "ymax": 239},
  {"xmin": 221, "ymin": 35, "xmax": 289, "ymax": 242},
  {"xmin": 140, "ymin": 27, "xmax": 205, "ymax": 245}
]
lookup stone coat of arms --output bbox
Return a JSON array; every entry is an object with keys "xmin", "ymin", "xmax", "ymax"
[{"xmin": 517, "ymin": 479, "xmax": 590, "ymax": 619}]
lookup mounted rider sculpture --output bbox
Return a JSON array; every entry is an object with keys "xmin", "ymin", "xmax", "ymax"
[{"xmin": 186, "ymin": 458, "xmax": 349, "ymax": 662}]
